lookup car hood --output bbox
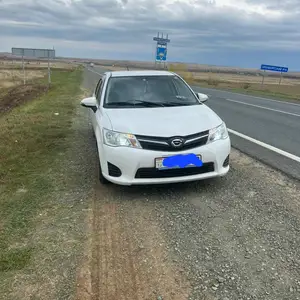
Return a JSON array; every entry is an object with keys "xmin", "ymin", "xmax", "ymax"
[{"xmin": 104, "ymin": 104, "xmax": 223, "ymax": 136}]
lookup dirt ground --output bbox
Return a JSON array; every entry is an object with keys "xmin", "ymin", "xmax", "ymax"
[
  {"xmin": 0, "ymin": 84, "xmax": 48, "ymax": 114},
  {"xmin": 76, "ymin": 187, "xmax": 191, "ymax": 300}
]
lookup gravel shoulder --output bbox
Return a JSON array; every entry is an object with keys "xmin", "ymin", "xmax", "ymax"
[
  {"xmin": 77, "ymin": 150, "xmax": 300, "ymax": 300},
  {"xmin": 76, "ymin": 69, "xmax": 300, "ymax": 300}
]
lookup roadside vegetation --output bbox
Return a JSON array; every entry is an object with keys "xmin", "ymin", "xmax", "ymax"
[
  {"xmin": 168, "ymin": 63, "xmax": 300, "ymax": 101},
  {"xmin": 192, "ymin": 77, "xmax": 300, "ymax": 101},
  {"xmin": 0, "ymin": 65, "xmax": 91, "ymax": 299}
]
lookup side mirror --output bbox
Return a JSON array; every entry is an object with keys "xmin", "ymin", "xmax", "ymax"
[
  {"xmin": 196, "ymin": 93, "xmax": 209, "ymax": 103},
  {"xmin": 81, "ymin": 96, "xmax": 97, "ymax": 112}
]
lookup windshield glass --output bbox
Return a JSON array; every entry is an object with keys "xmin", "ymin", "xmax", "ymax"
[{"xmin": 103, "ymin": 75, "xmax": 200, "ymax": 108}]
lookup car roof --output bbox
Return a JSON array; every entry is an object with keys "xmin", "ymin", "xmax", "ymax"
[{"xmin": 105, "ymin": 70, "xmax": 175, "ymax": 78}]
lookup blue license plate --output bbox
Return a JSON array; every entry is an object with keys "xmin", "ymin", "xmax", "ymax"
[{"xmin": 156, "ymin": 153, "xmax": 203, "ymax": 170}]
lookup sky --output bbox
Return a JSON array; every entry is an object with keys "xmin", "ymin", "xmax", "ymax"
[{"xmin": 0, "ymin": 0, "xmax": 300, "ymax": 69}]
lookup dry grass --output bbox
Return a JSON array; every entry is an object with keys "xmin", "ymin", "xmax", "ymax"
[
  {"xmin": 0, "ymin": 68, "xmax": 46, "ymax": 89},
  {"xmin": 191, "ymin": 71, "xmax": 300, "ymax": 86},
  {"xmin": 192, "ymin": 76, "xmax": 300, "ymax": 100},
  {"xmin": 0, "ymin": 59, "xmax": 74, "ymax": 70},
  {"xmin": 0, "ymin": 59, "xmax": 77, "ymax": 90}
]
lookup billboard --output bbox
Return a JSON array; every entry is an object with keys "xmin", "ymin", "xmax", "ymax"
[{"xmin": 12, "ymin": 47, "xmax": 55, "ymax": 58}]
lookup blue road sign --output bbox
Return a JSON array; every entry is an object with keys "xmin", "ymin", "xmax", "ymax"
[
  {"xmin": 261, "ymin": 64, "xmax": 288, "ymax": 73},
  {"xmin": 156, "ymin": 45, "xmax": 167, "ymax": 61}
]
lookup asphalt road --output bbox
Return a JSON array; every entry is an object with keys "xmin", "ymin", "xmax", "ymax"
[
  {"xmin": 90, "ymin": 66, "xmax": 300, "ymax": 179},
  {"xmin": 80, "ymin": 68, "xmax": 300, "ymax": 300},
  {"xmin": 192, "ymin": 86, "xmax": 300, "ymax": 179}
]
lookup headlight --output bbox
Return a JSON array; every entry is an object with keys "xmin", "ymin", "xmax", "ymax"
[
  {"xmin": 103, "ymin": 128, "xmax": 142, "ymax": 148},
  {"xmin": 208, "ymin": 122, "xmax": 228, "ymax": 143}
]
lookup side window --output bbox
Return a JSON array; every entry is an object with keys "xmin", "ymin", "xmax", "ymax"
[{"xmin": 96, "ymin": 76, "xmax": 105, "ymax": 105}]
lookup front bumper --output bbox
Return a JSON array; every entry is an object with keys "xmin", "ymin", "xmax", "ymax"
[{"xmin": 99, "ymin": 138, "xmax": 231, "ymax": 185}]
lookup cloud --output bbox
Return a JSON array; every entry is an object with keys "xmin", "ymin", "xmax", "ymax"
[{"xmin": 0, "ymin": 0, "xmax": 300, "ymax": 68}]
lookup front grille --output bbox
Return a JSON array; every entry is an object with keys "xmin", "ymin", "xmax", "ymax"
[
  {"xmin": 135, "ymin": 130, "xmax": 209, "ymax": 152},
  {"xmin": 135, "ymin": 162, "xmax": 214, "ymax": 179},
  {"xmin": 107, "ymin": 162, "xmax": 122, "ymax": 177}
]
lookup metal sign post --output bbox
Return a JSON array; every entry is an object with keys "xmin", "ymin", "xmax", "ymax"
[
  {"xmin": 279, "ymin": 72, "xmax": 282, "ymax": 85},
  {"xmin": 47, "ymin": 50, "xmax": 51, "ymax": 86},
  {"xmin": 22, "ymin": 49, "xmax": 25, "ymax": 85},
  {"xmin": 12, "ymin": 47, "xmax": 56, "ymax": 86},
  {"xmin": 12, "ymin": 59, "xmax": 15, "ymax": 82},
  {"xmin": 261, "ymin": 70, "xmax": 265, "ymax": 85}
]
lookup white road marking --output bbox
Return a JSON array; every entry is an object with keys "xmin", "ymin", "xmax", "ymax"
[
  {"xmin": 249, "ymin": 95, "xmax": 300, "ymax": 107},
  {"xmin": 228, "ymin": 128, "xmax": 300, "ymax": 163},
  {"xmin": 87, "ymin": 68, "xmax": 103, "ymax": 76},
  {"xmin": 225, "ymin": 98, "xmax": 300, "ymax": 117}
]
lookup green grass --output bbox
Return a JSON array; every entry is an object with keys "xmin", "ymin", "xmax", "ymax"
[{"xmin": 0, "ymin": 68, "xmax": 83, "ymax": 273}]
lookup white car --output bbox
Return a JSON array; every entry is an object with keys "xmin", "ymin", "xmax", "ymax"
[{"xmin": 81, "ymin": 70, "xmax": 231, "ymax": 185}]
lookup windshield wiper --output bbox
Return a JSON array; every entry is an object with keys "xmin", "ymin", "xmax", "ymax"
[
  {"xmin": 159, "ymin": 95, "xmax": 200, "ymax": 106},
  {"xmin": 132, "ymin": 99, "xmax": 165, "ymax": 107},
  {"xmin": 106, "ymin": 100, "xmax": 164, "ymax": 107},
  {"xmin": 160, "ymin": 101, "xmax": 198, "ymax": 107}
]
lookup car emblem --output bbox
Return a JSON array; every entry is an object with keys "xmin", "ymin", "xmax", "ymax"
[{"xmin": 170, "ymin": 138, "xmax": 184, "ymax": 148}]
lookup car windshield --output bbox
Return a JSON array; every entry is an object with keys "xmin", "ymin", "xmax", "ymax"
[{"xmin": 103, "ymin": 75, "xmax": 200, "ymax": 108}]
